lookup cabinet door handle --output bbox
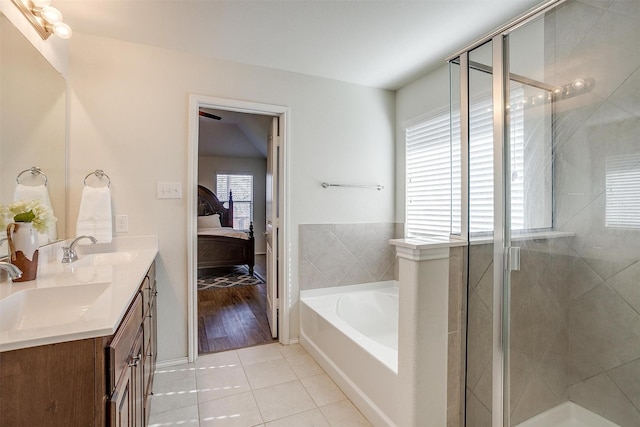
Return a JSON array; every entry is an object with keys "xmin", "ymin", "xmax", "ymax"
[{"xmin": 128, "ymin": 353, "xmax": 142, "ymax": 367}]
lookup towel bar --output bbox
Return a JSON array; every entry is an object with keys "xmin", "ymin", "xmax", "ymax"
[
  {"xmin": 16, "ymin": 166, "xmax": 48, "ymax": 185},
  {"xmin": 84, "ymin": 169, "xmax": 111, "ymax": 187},
  {"xmin": 321, "ymin": 182, "xmax": 383, "ymax": 191}
]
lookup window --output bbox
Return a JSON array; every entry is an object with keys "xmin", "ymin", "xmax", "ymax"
[
  {"xmin": 406, "ymin": 109, "xmax": 460, "ymax": 237},
  {"xmin": 606, "ymin": 153, "xmax": 640, "ymax": 229},
  {"xmin": 216, "ymin": 173, "xmax": 253, "ymax": 229},
  {"xmin": 406, "ymin": 85, "xmax": 550, "ymax": 238}
]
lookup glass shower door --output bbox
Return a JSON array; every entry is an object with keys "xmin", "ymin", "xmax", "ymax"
[{"xmin": 504, "ymin": 1, "xmax": 640, "ymax": 425}]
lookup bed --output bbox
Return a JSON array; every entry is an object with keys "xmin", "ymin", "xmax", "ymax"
[{"xmin": 197, "ymin": 185, "xmax": 255, "ymax": 275}]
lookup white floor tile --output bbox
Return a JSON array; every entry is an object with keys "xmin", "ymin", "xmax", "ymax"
[
  {"xmin": 244, "ymin": 358, "xmax": 298, "ymax": 390},
  {"xmin": 287, "ymin": 354, "xmax": 325, "ymax": 379},
  {"xmin": 199, "ymin": 391, "xmax": 263, "ymax": 427},
  {"xmin": 197, "ymin": 350, "xmax": 241, "ymax": 372},
  {"xmin": 150, "ymin": 343, "xmax": 369, "ymax": 426},
  {"xmin": 319, "ymin": 400, "xmax": 372, "ymax": 427},
  {"xmin": 237, "ymin": 343, "xmax": 284, "ymax": 366},
  {"xmin": 197, "ymin": 363, "xmax": 251, "ymax": 403},
  {"xmin": 151, "ymin": 375, "xmax": 199, "ymax": 415},
  {"xmin": 277, "ymin": 343, "xmax": 308, "ymax": 360},
  {"xmin": 148, "ymin": 404, "xmax": 200, "ymax": 427},
  {"xmin": 154, "ymin": 363, "xmax": 198, "ymax": 391},
  {"xmin": 264, "ymin": 409, "xmax": 330, "ymax": 427},
  {"xmin": 301, "ymin": 374, "xmax": 346, "ymax": 407},
  {"xmin": 253, "ymin": 380, "xmax": 317, "ymax": 422}
]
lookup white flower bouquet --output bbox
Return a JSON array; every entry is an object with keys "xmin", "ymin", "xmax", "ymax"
[{"xmin": 0, "ymin": 199, "xmax": 57, "ymax": 233}]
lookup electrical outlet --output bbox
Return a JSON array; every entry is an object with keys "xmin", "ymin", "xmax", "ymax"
[{"xmin": 115, "ymin": 215, "xmax": 128, "ymax": 233}]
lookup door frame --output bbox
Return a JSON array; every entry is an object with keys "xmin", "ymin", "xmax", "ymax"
[{"xmin": 186, "ymin": 94, "xmax": 290, "ymax": 363}]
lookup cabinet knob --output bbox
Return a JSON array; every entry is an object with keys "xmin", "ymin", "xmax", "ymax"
[{"xmin": 128, "ymin": 353, "xmax": 142, "ymax": 367}]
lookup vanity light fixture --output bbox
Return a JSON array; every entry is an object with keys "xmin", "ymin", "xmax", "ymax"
[{"xmin": 11, "ymin": 0, "xmax": 72, "ymax": 40}]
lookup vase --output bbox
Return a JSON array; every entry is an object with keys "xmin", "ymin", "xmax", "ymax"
[{"xmin": 7, "ymin": 222, "xmax": 39, "ymax": 282}]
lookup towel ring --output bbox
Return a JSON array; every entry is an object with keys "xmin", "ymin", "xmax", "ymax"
[
  {"xmin": 84, "ymin": 169, "xmax": 111, "ymax": 188},
  {"xmin": 16, "ymin": 166, "xmax": 48, "ymax": 186}
]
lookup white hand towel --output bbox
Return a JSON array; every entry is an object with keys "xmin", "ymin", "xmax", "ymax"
[
  {"xmin": 76, "ymin": 186, "xmax": 113, "ymax": 243},
  {"xmin": 13, "ymin": 183, "xmax": 57, "ymax": 243}
]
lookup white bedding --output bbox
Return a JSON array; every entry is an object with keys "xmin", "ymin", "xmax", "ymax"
[{"xmin": 198, "ymin": 227, "xmax": 250, "ymax": 240}]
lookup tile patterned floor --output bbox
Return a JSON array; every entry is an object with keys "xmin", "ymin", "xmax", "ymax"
[{"xmin": 149, "ymin": 343, "xmax": 373, "ymax": 426}]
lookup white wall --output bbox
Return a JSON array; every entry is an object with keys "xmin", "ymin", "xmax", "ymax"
[
  {"xmin": 198, "ymin": 156, "xmax": 267, "ymax": 254},
  {"xmin": 395, "ymin": 64, "xmax": 451, "ymax": 224},
  {"xmin": 68, "ymin": 33, "xmax": 395, "ymax": 362}
]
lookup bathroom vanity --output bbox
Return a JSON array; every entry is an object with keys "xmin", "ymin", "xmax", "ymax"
[{"xmin": 0, "ymin": 236, "xmax": 158, "ymax": 427}]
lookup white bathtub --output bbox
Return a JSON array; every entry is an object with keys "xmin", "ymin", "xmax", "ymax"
[{"xmin": 300, "ymin": 281, "xmax": 399, "ymax": 427}]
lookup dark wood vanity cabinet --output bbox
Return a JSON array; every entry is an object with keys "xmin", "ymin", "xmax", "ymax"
[
  {"xmin": 0, "ymin": 261, "xmax": 157, "ymax": 427},
  {"xmin": 107, "ymin": 263, "xmax": 157, "ymax": 427}
]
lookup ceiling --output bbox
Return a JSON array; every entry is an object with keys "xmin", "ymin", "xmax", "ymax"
[
  {"xmin": 198, "ymin": 109, "xmax": 272, "ymax": 159},
  {"xmin": 56, "ymin": 0, "xmax": 543, "ymax": 157},
  {"xmin": 56, "ymin": 0, "xmax": 542, "ymax": 91}
]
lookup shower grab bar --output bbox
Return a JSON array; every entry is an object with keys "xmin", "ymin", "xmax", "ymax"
[
  {"xmin": 16, "ymin": 166, "xmax": 48, "ymax": 186},
  {"xmin": 321, "ymin": 182, "xmax": 383, "ymax": 191},
  {"xmin": 84, "ymin": 169, "xmax": 111, "ymax": 187}
]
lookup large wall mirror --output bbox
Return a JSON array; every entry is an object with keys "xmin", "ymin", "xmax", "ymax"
[{"xmin": 0, "ymin": 12, "xmax": 67, "ymax": 256}]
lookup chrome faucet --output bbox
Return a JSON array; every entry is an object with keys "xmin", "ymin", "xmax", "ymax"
[
  {"xmin": 0, "ymin": 262, "xmax": 23, "ymax": 279},
  {"xmin": 61, "ymin": 235, "xmax": 98, "ymax": 263}
]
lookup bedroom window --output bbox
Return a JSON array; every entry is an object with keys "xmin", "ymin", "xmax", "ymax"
[
  {"xmin": 406, "ymin": 85, "xmax": 550, "ymax": 238},
  {"xmin": 216, "ymin": 173, "xmax": 253, "ymax": 229}
]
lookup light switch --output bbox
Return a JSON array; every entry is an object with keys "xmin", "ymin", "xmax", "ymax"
[{"xmin": 157, "ymin": 182, "xmax": 182, "ymax": 199}]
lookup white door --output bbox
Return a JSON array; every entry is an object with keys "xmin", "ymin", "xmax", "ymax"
[{"xmin": 265, "ymin": 116, "xmax": 280, "ymax": 338}]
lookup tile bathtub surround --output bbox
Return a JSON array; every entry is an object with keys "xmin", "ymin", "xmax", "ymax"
[
  {"xmin": 299, "ymin": 223, "xmax": 402, "ymax": 290},
  {"xmin": 148, "ymin": 343, "xmax": 372, "ymax": 427}
]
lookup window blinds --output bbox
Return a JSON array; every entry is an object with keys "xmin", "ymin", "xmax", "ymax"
[
  {"xmin": 406, "ymin": 87, "xmax": 526, "ymax": 238},
  {"xmin": 606, "ymin": 154, "xmax": 640, "ymax": 229}
]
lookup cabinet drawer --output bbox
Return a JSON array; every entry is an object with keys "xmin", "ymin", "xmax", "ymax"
[{"xmin": 108, "ymin": 292, "xmax": 143, "ymax": 393}]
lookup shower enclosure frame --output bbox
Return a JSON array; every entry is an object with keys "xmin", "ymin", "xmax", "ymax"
[{"xmin": 448, "ymin": 1, "xmax": 567, "ymax": 426}]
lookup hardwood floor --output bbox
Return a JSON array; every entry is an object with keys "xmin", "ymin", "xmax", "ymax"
[{"xmin": 198, "ymin": 255, "xmax": 276, "ymax": 354}]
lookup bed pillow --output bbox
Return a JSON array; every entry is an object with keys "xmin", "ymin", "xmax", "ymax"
[{"xmin": 198, "ymin": 214, "xmax": 221, "ymax": 229}]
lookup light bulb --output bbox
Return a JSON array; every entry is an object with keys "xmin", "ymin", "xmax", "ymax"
[
  {"xmin": 52, "ymin": 22, "xmax": 72, "ymax": 39},
  {"xmin": 40, "ymin": 6, "xmax": 63, "ymax": 24},
  {"xmin": 31, "ymin": 0, "xmax": 52, "ymax": 8},
  {"xmin": 572, "ymin": 78, "xmax": 585, "ymax": 89}
]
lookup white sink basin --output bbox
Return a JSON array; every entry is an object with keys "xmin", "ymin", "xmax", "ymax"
[
  {"xmin": 74, "ymin": 251, "xmax": 140, "ymax": 267},
  {"xmin": 0, "ymin": 283, "xmax": 109, "ymax": 333}
]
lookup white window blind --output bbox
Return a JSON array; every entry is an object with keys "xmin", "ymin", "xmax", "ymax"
[
  {"xmin": 216, "ymin": 173, "xmax": 254, "ymax": 230},
  {"xmin": 606, "ymin": 154, "xmax": 640, "ymax": 229},
  {"xmin": 406, "ymin": 110, "xmax": 460, "ymax": 237},
  {"xmin": 406, "ymin": 87, "xmax": 527, "ymax": 238}
]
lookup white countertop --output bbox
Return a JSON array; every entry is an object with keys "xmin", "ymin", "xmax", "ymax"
[{"xmin": 0, "ymin": 235, "xmax": 158, "ymax": 352}]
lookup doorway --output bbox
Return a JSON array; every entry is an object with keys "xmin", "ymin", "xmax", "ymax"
[{"xmin": 187, "ymin": 95, "xmax": 289, "ymax": 363}]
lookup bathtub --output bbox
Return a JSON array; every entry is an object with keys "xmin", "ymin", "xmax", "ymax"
[{"xmin": 300, "ymin": 281, "xmax": 399, "ymax": 427}]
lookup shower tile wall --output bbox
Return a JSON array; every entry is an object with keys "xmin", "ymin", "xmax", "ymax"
[
  {"xmin": 466, "ymin": 2, "xmax": 639, "ymax": 426},
  {"xmin": 448, "ymin": 246, "xmax": 467, "ymax": 427},
  {"xmin": 298, "ymin": 223, "xmax": 401, "ymax": 290},
  {"xmin": 466, "ymin": 239, "xmax": 575, "ymax": 427},
  {"xmin": 550, "ymin": 1, "xmax": 640, "ymax": 425}
]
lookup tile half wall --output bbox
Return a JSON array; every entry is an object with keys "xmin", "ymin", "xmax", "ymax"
[{"xmin": 299, "ymin": 223, "xmax": 402, "ymax": 290}]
